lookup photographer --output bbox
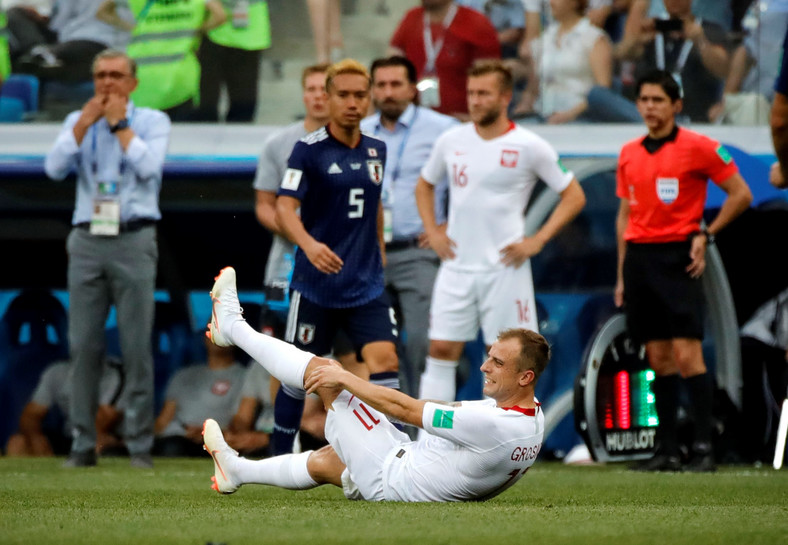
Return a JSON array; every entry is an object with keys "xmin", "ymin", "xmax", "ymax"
[{"xmin": 615, "ymin": 0, "xmax": 730, "ymax": 122}]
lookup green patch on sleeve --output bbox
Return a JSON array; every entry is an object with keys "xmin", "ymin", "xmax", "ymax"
[
  {"xmin": 432, "ymin": 409, "xmax": 454, "ymax": 429},
  {"xmin": 716, "ymin": 145, "xmax": 732, "ymax": 164},
  {"xmin": 557, "ymin": 159, "xmax": 569, "ymax": 174}
]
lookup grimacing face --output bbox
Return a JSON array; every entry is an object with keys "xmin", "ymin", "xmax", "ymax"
[{"xmin": 480, "ymin": 337, "xmax": 532, "ymax": 401}]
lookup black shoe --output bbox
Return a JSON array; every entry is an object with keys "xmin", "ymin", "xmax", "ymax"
[
  {"xmin": 63, "ymin": 450, "xmax": 97, "ymax": 468},
  {"xmin": 629, "ymin": 453, "xmax": 682, "ymax": 472},
  {"xmin": 684, "ymin": 453, "xmax": 717, "ymax": 473}
]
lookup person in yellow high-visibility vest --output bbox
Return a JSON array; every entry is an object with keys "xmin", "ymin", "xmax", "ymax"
[
  {"xmin": 96, "ymin": 0, "xmax": 225, "ymax": 120},
  {"xmin": 190, "ymin": 0, "xmax": 270, "ymax": 122}
]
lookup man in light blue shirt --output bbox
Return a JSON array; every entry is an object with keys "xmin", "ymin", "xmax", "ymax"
[
  {"xmin": 44, "ymin": 48, "xmax": 170, "ymax": 469},
  {"xmin": 361, "ymin": 56, "xmax": 457, "ymax": 396}
]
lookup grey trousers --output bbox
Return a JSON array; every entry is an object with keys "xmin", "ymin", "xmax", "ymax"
[
  {"xmin": 384, "ymin": 246, "xmax": 439, "ymax": 396},
  {"xmin": 66, "ymin": 226, "xmax": 157, "ymax": 455}
]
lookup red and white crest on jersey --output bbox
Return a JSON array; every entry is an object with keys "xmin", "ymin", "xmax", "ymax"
[
  {"xmin": 368, "ymin": 148, "xmax": 378, "ymax": 157},
  {"xmin": 367, "ymin": 160, "xmax": 383, "ymax": 185},
  {"xmin": 298, "ymin": 323, "xmax": 315, "ymax": 345},
  {"xmin": 500, "ymin": 150, "xmax": 519, "ymax": 168}
]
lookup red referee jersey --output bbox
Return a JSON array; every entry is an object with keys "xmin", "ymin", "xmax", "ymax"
[{"xmin": 616, "ymin": 127, "xmax": 739, "ymax": 243}]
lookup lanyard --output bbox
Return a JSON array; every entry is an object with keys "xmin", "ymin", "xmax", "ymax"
[
  {"xmin": 654, "ymin": 24, "xmax": 697, "ymax": 74},
  {"xmin": 375, "ymin": 107, "xmax": 418, "ymax": 184},
  {"xmin": 90, "ymin": 107, "xmax": 134, "ymax": 178},
  {"xmin": 423, "ymin": 4, "xmax": 457, "ymax": 74}
]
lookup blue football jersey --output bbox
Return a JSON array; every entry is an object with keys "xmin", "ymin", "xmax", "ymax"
[{"xmin": 278, "ymin": 126, "xmax": 387, "ymax": 308}]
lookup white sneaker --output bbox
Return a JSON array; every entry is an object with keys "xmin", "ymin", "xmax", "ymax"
[
  {"xmin": 207, "ymin": 266, "xmax": 244, "ymax": 347},
  {"xmin": 202, "ymin": 418, "xmax": 240, "ymax": 494}
]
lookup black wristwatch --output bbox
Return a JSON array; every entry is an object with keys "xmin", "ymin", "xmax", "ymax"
[
  {"xmin": 702, "ymin": 228, "xmax": 715, "ymax": 245},
  {"xmin": 109, "ymin": 118, "xmax": 129, "ymax": 133}
]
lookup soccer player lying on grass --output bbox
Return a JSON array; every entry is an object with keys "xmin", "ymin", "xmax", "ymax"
[{"xmin": 204, "ymin": 266, "xmax": 547, "ymax": 502}]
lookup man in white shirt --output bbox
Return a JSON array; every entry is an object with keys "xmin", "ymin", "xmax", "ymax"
[
  {"xmin": 202, "ymin": 266, "xmax": 548, "ymax": 502},
  {"xmin": 414, "ymin": 59, "xmax": 585, "ymax": 403}
]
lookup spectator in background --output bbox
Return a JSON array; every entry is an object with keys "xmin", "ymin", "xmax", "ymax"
[
  {"xmin": 154, "ymin": 338, "xmax": 247, "ymax": 457},
  {"xmin": 770, "ymin": 23, "xmax": 788, "ymax": 189},
  {"xmin": 457, "ymin": 0, "xmax": 525, "ymax": 58},
  {"xmin": 361, "ymin": 56, "xmax": 458, "ymax": 397},
  {"xmin": 5, "ymin": 357, "xmax": 125, "ymax": 457},
  {"xmin": 224, "ymin": 354, "xmax": 275, "ymax": 457},
  {"xmin": 645, "ymin": 0, "xmax": 733, "ymax": 32},
  {"xmin": 96, "ymin": 0, "xmax": 226, "ymax": 120},
  {"xmin": 192, "ymin": 0, "xmax": 272, "ymax": 122},
  {"xmin": 15, "ymin": 0, "xmax": 129, "ymax": 82},
  {"xmin": 738, "ymin": 287, "xmax": 788, "ymax": 464},
  {"xmin": 307, "ymin": 0, "xmax": 344, "ymax": 64},
  {"xmin": 708, "ymin": 0, "xmax": 788, "ymax": 125},
  {"xmin": 616, "ymin": 0, "xmax": 730, "ymax": 123},
  {"xmin": 389, "ymin": 0, "xmax": 500, "ymax": 118},
  {"xmin": 4, "ymin": 0, "xmax": 54, "ymax": 63},
  {"xmin": 44, "ymin": 49, "xmax": 170, "ymax": 469},
  {"xmin": 514, "ymin": 0, "xmax": 641, "ymax": 122}
]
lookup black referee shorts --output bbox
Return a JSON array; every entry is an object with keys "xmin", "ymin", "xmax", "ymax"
[{"xmin": 623, "ymin": 241, "xmax": 705, "ymax": 343}]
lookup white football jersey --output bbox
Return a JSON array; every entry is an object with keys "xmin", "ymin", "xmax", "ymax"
[
  {"xmin": 421, "ymin": 123, "xmax": 573, "ymax": 272},
  {"xmin": 381, "ymin": 399, "xmax": 544, "ymax": 502}
]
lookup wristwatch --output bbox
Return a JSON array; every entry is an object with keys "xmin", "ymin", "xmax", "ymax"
[
  {"xmin": 702, "ymin": 228, "xmax": 715, "ymax": 245},
  {"xmin": 109, "ymin": 118, "xmax": 129, "ymax": 133}
]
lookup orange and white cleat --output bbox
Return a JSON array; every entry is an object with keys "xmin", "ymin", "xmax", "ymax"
[
  {"xmin": 202, "ymin": 418, "xmax": 240, "ymax": 494},
  {"xmin": 207, "ymin": 266, "xmax": 244, "ymax": 347}
]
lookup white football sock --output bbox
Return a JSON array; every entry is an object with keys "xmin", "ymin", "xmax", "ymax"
[
  {"xmin": 231, "ymin": 320, "xmax": 313, "ymax": 389},
  {"xmin": 233, "ymin": 451, "xmax": 318, "ymax": 490},
  {"xmin": 418, "ymin": 357, "xmax": 459, "ymax": 402}
]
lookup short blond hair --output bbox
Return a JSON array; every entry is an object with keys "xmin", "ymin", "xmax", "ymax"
[{"xmin": 325, "ymin": 58, "xmax": 371, "ymax": 92}]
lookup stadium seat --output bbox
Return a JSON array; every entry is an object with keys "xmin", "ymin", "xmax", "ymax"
[
  {"xmin": 0, "ymin": 289, "xmax": 69, "ymax": 451},
  {"xmin": 0, "ymin": 74, "xmax": 40, "ymax": 116},
  {"xmin": 0, "ymin": 96, "xmax": 24, "ymax": 122}
]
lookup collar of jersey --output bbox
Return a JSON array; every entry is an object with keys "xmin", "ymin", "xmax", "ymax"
[
  {"xmin": 502, "ymin": 402, "xmax": 540, "ymax": 416},
  {"xmin": 641, "ymin": 124, "xmax": 679, "ymax": 154}
]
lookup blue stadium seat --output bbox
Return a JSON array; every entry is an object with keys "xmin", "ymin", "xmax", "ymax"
[
  {"xmin": 0, "ymin": 74, "xmax": 40, "ymax": 114},
  {"xmin": 0, "ymin": 289, "xmax": 69, "ymax": 451},
  {"xmin": 0, "ymin": 96, "xmax": 24, "ymax": 122}
]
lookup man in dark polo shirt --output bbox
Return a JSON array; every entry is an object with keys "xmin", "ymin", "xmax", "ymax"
[{"xmin": 615, "ymin": 70, "xmax": 752, "ymax": 472}]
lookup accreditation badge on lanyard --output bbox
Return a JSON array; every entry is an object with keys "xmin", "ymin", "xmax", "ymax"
[
  {"xmin": 654, "ymin": 29, "xmax": 694, "ymax": 99},
  {"xmin": 89, "ymin": 125, "xmax": 124, "ymax": 236},
  {"xmin": 417, "ymin": 4, "xmax": 457, "ymax": 109}
]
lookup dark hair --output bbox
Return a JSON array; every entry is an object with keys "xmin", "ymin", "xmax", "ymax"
[
  {"xmin": 497, "ymin": 328, "xmax": 550, "ymax": 382},
  {"xmin": 573, "ymin": 0, "xmax": 589, "ymax": 15},
  {"xmin": 370, "ymin": 56, "xmax": 417, "ymax": 84},
  {"xmin": 468, "ymin": 59, "xmax": 514, "ymax": 92},
  {"xmin": 635, "ymin": 69, "xmax": 682, "ymax": 102}
]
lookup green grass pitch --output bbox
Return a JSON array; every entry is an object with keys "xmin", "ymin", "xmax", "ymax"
[{"xmin": 1, "ymin": 457, "xmax": 787, "ymax": 545}]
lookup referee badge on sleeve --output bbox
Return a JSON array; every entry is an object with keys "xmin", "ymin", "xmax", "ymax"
[
  {"xmin": 367, "ymin": 160, "xmax": 383, "ymax": 185},
  {"xmin": 656, "ymin": 177, "xmax": 679, "ymax": 204}
]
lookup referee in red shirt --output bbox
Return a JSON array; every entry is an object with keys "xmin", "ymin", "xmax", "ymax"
[{"xmin": 615, "ymin": 70, "xmax": 752, "ymax": 472}]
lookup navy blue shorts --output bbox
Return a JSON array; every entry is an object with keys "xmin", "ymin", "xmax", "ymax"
[{"xmin": 285, "ymin": 290, "xmax": 398, "ymax": 360}]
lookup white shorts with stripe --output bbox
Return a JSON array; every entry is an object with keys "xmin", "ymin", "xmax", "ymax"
[{"xmin": 428, "ymin": 263, "xmax": 539, "ymax": 346}]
